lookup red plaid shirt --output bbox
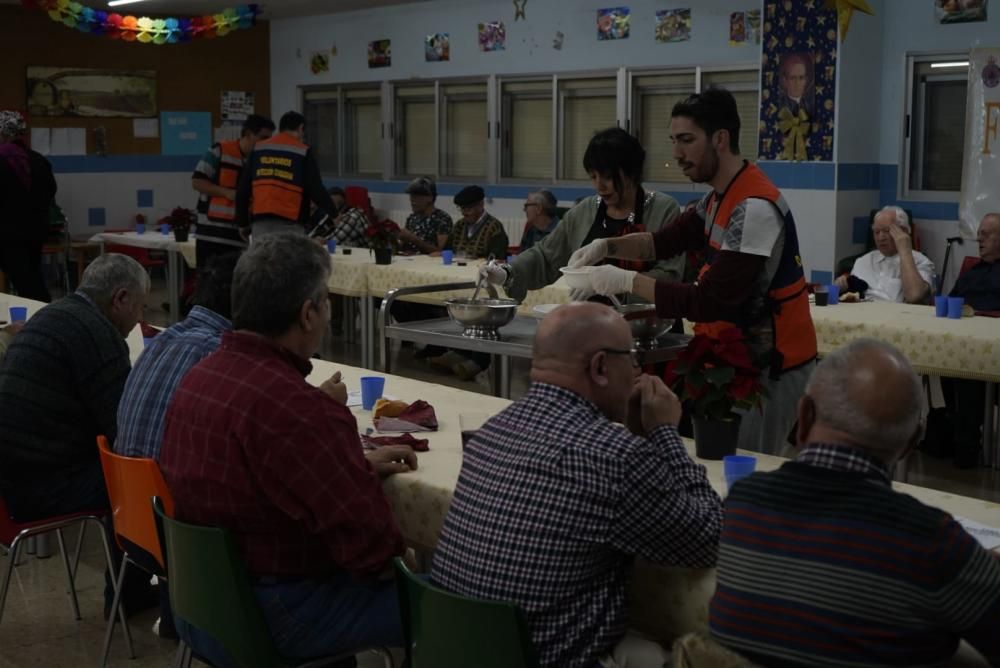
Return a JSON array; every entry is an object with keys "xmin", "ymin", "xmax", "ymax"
[{"xmin": 159, "ymin": 331, "xmax": 404, "ymax": 579}]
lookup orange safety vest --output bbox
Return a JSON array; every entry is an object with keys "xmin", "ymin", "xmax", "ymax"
[
  {"xmin": 206, "ymin": 140, "xmax": 243, "ymax": 222},
  {"xmin": 249, "ymin": 133, "xmax": 308, "ymax": 223},
  {"xmin": 694, "ymin": 163, "xmax": 817, "ymax": 376}
]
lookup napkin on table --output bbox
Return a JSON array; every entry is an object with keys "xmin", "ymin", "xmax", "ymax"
[
  {"xmin": 361, "ymin": 432, "xmax": 429, "ymax": 452},
  {"xmin": 373, "ymin": 399, "xmax": 439, "ymax": 433}
]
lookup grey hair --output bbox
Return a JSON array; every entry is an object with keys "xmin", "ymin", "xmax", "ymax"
[
  {"xmin": 78, "ymin": 253, "xmax": 150, "ymax": 308},
  {"xmin": 806, "ymin": 338, "xmax": 922, "ymax": 453},
  {"xmin": 529, "ymin": 190, "xmax": 558, "ymax": 217},
  {"xmin": 876, "ymin": 205, "xmax": 910, "ymax": 233},
  {"xmin": 232, "ymin": 233, "xmax": 331, "ymax": 336}
]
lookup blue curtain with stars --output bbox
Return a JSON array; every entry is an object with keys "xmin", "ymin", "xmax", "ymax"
[{"xmin": 758, "ymin": 0, "xmax": 837, "ymax": 162}]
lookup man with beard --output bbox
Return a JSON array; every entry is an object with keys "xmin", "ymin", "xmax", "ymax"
[{"xmin": 568, "ymin": 87, "xmax": 817, "ymax": 455}]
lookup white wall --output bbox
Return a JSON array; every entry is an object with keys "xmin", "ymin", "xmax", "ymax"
[
  {"xmin": 835, "ymin": 0, "xmax": 884, "ymax": 164},
  {"xmin": 58, "ymin": 171, "xmax": 195, "ymax": 238},
  {"xmin": 270, "ymin": 0, "xmax": 761, "ymax": 113}
]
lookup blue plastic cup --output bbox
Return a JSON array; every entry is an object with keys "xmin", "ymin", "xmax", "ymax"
[
  {"xmin": 947, "ymin": 296, "xmax": 964, "ymax": 319},
  {"xmin": 326, "ymin": 238, "xmax": 337, "ymax": 254},
  {"xmin": 9, "ymin": 306, "xmax": 27, "ymax": 323},
  {"xmin": 160, "ymin": 223, "xmax": 170, "ymax": 235},
  {"xmin": 724, "ymin": 454, "xmax": 757, "ymax": 492},
  {"xmin": 934, "ymin": 295, "xmax": 948, "ymax": 318},
  {"xmin": 826, "ymin": 283, "xmax": 840, "ymax": 305},
  {"xmin": 135, "ymin": 223, "xmax": 145, "ymax": 234},
  {"xmin": 442, "ymin": 249, "xmax": 454, "ymax": 265},
  {"xmin": 506, "ymin": 254, "xmax": 515, "ymax": 264},
  {"xmin": 360, "ymin": 376, "xmax": 386, "ymax": 410}
]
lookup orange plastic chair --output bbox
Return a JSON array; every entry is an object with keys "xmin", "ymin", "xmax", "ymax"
[{"xmin": 97, "ymin": 435, "xmax": 176, "ymax": 666}]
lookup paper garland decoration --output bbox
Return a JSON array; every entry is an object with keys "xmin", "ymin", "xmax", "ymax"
[{"xmin": 20, "ymin": 0, "xmax": 261, "ymax": 44}]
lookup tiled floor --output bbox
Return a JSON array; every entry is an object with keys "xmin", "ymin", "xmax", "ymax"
[{"xmin": 4, "ymin": 272, "xmax": 997, "ymax": 666}]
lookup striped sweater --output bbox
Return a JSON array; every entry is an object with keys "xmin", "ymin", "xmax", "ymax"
[
  {"xmin": 710, "ymin": 443, "xmax": 1000, "ymax": 667},
  {"xmin": 0, "ymin": 293, "xmax": 129, "ymax": 472}
]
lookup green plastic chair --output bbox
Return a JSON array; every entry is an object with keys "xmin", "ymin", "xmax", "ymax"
[
  {"xmin": 152, "ymin": 497, "xmax": 393, "ymax": 668},
  {"xmin": 394, "ymin": 557, "xmax": 538, "ymax": 668}
]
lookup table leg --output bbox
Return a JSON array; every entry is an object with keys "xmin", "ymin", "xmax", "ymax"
[
  {"xmin": 167, "ymin": 251, "xmax": 180, "ymax": 324},
  {"xmin": 361, "ymin": 296, "xmax": 373, "ymax": 370},
  {"xmin": 984, "ymin": 383, "xmax": 997, "ymax": 469}
]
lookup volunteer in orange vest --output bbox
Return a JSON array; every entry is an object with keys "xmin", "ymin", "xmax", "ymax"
[
  {"xmin": 191, "ymin": 114, "xmax": 274, "ymax": 267},
  {"xmin": 235, "ymin": 111, "xmax": 338, "ymax": 239},
  {"xmin": 567, "ymin": 87, "xmax": 817, "ymax": 455}
]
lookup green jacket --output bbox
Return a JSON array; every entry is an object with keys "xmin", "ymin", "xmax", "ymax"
[{"xmin": 504, "ymin": 191, "xmax": 684, "ymax": 301}]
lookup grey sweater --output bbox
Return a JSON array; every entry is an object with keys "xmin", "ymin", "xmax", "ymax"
[{"xmin": 0, "ymin": 293, "xmax": 129, "ymax": 470}]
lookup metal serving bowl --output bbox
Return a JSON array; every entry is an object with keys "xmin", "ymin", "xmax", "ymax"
[
  {"xmin": 444, "ymin": 297, "xmax": 519, "ymax": 340},
  {"xmin": 617, "ymin": 303, "xmax": 674, "ymax": 347}
]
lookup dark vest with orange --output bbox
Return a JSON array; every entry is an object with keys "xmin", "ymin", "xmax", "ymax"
[
  {"xmin": 248, "ymin": 133, "xmax": 308, "ymax": 224},
  {"xmin": 695, "ymin": 163, "xmax": 817, "ymax": 377},
  {"xmin": 206, "ymin": 140, "xmax": 243, "ymax": 223}
]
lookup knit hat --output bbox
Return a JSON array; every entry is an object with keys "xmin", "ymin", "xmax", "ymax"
[
  {"xmin": 0, "ymin": 111, "xmax": 27, "ymax": 140},
  {"xmin": 453, "ymin": 185, "xmax": 485, "ymax": 207}
]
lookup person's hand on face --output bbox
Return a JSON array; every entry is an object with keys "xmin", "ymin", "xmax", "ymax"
[
  {"xmin": 637, "ymin": 374, "xmax": 682, "ymax": 433},
  {"xmin": 365, "ymin": 445, "xmax": 418, "ymax": 477},
  {"xmin": 319, "ymin": 370, "xmax": 348, "ymax": 405},
  {"xmin": 888, "ymin": 223, "xmax": 912, "ymax": 254}
]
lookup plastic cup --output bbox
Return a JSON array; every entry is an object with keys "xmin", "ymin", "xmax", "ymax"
[
  {"xmin": 135, "ymin": 223, "xmax": 145, "ymax": 234},
  {"xmin": 723, "ymin": 454, "xmax": 757, "ymax": 492},
  {"xmin": 934, "ymin": 295, "xmax": 948, "ymax": 318},
  {"xmin": 826, "ymin": 284, "xmax": 840, "ymax": 305},
  {"xmin": 947, "ymin": 296, "xmax": 965, "ymax": 319},
  {"xmin": 814, "ymin": 286, "xmax": 829, "ymax": 306},
  {"xmin": 442, "ymin": 249, "xmax": 453, "ymax": 265},
  {"xmin": 459, "ymin": 412, "xmax": 489, "ymax": 450},
  {"xmin": 9, "ymin": 306, "xmax": 28, "ymax": 323},
  {"xmin": 360, "ymin": 376, "xmax": 385, "ymax": 410},
  {"xmin": 160, "ymin": 223, "xmax": 170, "ymax": 235},
  {"xmin": 326, "ymin": 238, "xmax": 337, "ymax": 254},
  {"xmin": 506, "ymin": 254, "xmax": 515, "ymax": 264}
]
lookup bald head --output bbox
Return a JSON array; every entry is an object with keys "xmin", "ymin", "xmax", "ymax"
[
  {"xmin": 978, "ymin": 213, "xmax": 1000, "ymax": 263},
  {"xmin": 803, "ymin": 339, "xmax": 922, "ymax": 459},
  {"xmin": 533, "ymin": 302, "xmax": 629, "ymax": 364}
]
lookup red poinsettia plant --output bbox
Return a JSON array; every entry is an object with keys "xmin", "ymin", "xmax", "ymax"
[
  {"xmin": 365, "ymin": 217, "xmax": 400, "ymax": 251},
  {"xmin": 159, "ymin": 206, "xmax": 197, "ymax": 232},
  {"xmin": 663, "ymin": 327, "xmax": 766, "ymax": 421}
]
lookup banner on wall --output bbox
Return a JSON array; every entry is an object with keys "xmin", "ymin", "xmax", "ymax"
[{"xmin": 960, "ymin": 47, "xmax": 1000, "ymax": 239}]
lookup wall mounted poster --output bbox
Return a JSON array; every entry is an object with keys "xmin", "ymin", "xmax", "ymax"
[
  {"xmin": 221, "ymin": 91, "xmax": 254, "ymax": 121},
  {"xmin": 426, "ymin": 33, "xmax": 450, "ymax": 61},
  {"xmin": 935, "ymin": 0, "xmax": 987, "ymax": 23},
  {"xmin": 478, "ymin": 21, "xmax": 506, "ymax": 51},
  {"xmin": 160, "ymin": 111, "xmax": 211, "ymax": 155},
  {"xmin": 26, "ymin": 66, "xmax": 156, "ymax": 117},
  {"xmin": 655, "ymin": 8, "xmax": 691, "ymax": 43},
  {"xmin": 597, "ymin": 7, "xmax": 630, "ymax": 40},
  {"xmin": 368, "ymin": 39, "xmax": 391, "ymax": 68}
]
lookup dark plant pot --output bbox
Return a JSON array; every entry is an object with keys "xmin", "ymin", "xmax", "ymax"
[
  {"xmin": 373, "ymin": 248, "xmax": 392, "ymax": 265},
  {"xmin": 692, "ymin": 415, "xmax": 741, "ymax": 460},
  {"xmin": 173, "ymin": 228, "xmax": 190, "ymax": 243}
]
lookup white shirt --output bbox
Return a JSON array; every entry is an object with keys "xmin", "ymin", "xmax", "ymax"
[{"xmin": 850, "ymin": 249, "xmax": 935, "ymax": 302}]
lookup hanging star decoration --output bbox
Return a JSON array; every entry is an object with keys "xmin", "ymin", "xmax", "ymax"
[
  {"xmin": 822, "ymin": 0, "xmax": 874, "ymax": 43},
  {"xmin": 20, "ymin": 0, "xmax": 260, "ymax": 43},
  {"xmin": 513, "ymin": 0, "xmax": 527, "ymax": 21}
]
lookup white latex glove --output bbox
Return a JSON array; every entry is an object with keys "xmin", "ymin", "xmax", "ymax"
[
  {"xmin": 567, "ymin": 238, "xmax": 609, "ymax": 268},
  {"xmin": 479, "ymin": 260, "xmax": 507, "ymax": 286},
  {"xmin": 589, "ymin": 264, "xmax": 637, "ymax": 296},
  {"xmin": 568, "ymin": 287, "xmax": 595, "ymax": 301}
]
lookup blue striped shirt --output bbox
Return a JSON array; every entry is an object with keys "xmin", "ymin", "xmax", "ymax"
[{"xmin": 116, "ymin": 306, "xmax": 231, "ymax": 460}]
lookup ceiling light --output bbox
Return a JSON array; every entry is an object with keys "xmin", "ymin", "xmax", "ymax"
[
  {"xmin": 108, "ymin": 0, "xmax": 149, "ymax": 6},
  {"xmin": 930, "ymin": 61, "xmax": 969, "ymax": 68}
]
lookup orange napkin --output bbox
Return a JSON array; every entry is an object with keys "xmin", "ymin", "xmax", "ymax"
[{"xmin": 373, "ymin": 400, "xmax": 438, "ymax": 433}]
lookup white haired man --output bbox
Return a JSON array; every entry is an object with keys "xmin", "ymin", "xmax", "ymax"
[{"xmin": 835, "ymin": 206, "xmax": 934, "ymax": 303}]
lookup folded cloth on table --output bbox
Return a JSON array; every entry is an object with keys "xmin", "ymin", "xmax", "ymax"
[
  {"xmin": 374, "ymin": 399, "xmax": 438, "ymax": 433},
  {"xmin": 361, "ymin": 432, "xmax": 429, "ymax": 452}
]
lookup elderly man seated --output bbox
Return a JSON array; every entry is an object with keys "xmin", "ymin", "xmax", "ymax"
[
  {"xmin": 519, "ymin": 190, "xmax": 560, "ymax": 251},
  {"xmin": 431, "ymin": 302, "xmax": 723, "ymax": 668},
  {"xmin": 160, "ymin": 233, "xmax": 417, "ymax": 666},
  {"xmin": 710, "ymin": 338, "xmax": 1000, "ymax": 667},
  {"xmin": 836, "ymin": 206, "xmax": 934, "ymax": 303},
  {"xmin": 446, "ymin": 185, "xmax": 508, "ymax": 259}
]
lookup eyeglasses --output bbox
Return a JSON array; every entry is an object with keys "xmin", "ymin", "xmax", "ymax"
[
  {"xmin": 523, "ymin": 203, "xmax": 539, "ymax": 211},
  {"xmin": 595, "ymin": 347, "xmax": 640, "ymax": 367}
]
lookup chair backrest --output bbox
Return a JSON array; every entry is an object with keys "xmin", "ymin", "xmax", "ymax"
[
  {"xmin": 345, "ymin": 185, "xmax": 374, "ymax": 221},
  {"xmin": 960, "ymin": 255, "xmax": 982, "ymax": 276},
  {"xmin": 394, "ymin": 558, "xmax": 538, "ymax": 668},
  {"xmin": 152, "ymin": 497, "xmax": 282, "ymax": 668},
  {"xmin": 96, "ymin": 436, "xmax": 174, "ymax": 572}
]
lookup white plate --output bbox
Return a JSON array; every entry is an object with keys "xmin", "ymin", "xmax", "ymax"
[{"xmin": 532, "ymin": 304, "xmax": 561, "ymax": 315}]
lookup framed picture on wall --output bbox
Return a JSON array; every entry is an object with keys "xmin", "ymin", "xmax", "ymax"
[
  {"xmin": 935, "ymin": 0, "xmax": 987, "ymax": 23},
  {"xmin": 26, "ymin": 66, "xmax": 157, "ymax": 118}
]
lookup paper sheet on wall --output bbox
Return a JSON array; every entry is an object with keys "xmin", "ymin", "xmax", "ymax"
[
  {"xmin": 959, "ymin": 47, "xmax": 1000, "ymax": 239},
  {"xmin": 955, "ymin": 516, "xmax": 1000, "ymax": 551},
  {"xmin": 50, "ymin": 127, "xmax": 86, "ymax": 155},
  {"xmin": 133, "ymin": 118, "xmax": 159, "ymax": 138},
  {"xmin": 30, "ymin": 127, "xmax": 50, "ymax": 155}
]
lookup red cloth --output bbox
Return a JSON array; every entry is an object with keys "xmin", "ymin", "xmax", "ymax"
[
  {"xmin": 361, "ymin": 432, "xmax": 429, "ymax": 452},
  {"xmin": 160, "ymin": 331, "xmax": 404, "ymax": 579},
  {"xmin": 374, "ymin": 399, "xmax": 438, "ymax": 432},
  {"xmin": 344, "ymin": 185, "xmax": 373, "ymax": 220}
]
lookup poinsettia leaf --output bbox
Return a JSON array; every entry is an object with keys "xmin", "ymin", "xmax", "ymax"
[{"xmin": 704, "ymin": 366, "xmax": 735, "ymax": 387}]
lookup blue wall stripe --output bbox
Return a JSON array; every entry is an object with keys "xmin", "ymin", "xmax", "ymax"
[
  {"xmin": 756, "ymin": 161, "xmax": 835, "ymax": 190},
  {"xmin": 50, "ymin": 155, "xmax": 201, "ymax": 173},
  {"xmin": 838, "ymin": 163, "xmax": 881, "ymax": 190}
]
